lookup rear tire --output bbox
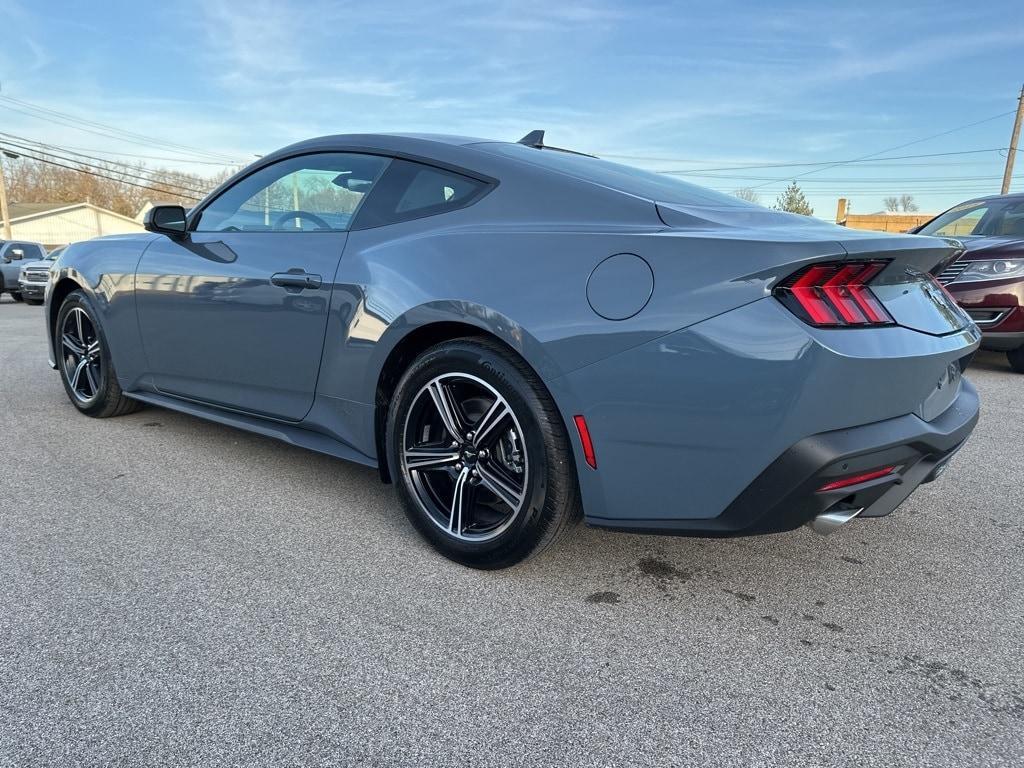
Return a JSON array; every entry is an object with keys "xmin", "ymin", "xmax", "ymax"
[
  {"xmin": 1008, "ymin": 346, "xmax": 1024, "ymax": 373},
  {"xmin": 386, "ymin": 337, "xmax": 580, "ymax": 569},
  {"xmin": 56, "ymin": 290, "xmax": 141, "ymax": 417}
]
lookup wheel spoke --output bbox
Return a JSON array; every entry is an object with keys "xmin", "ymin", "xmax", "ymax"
[
  {"xmin": 427, "ymin": 379, "xmax": 465, "ymax": 440},
  {"xmin": 472, "ymin": 397, "xmax": 511, "ymax": 448},
  {"xmin": 84, "ymin": 363, "xmax": 100, "ymax": 396},
  {"xmin": 405, "ymin": 446, "xmax": 461, "ymax": 471},
  {"xmin": 75, "ymin": 308, "xmax": 84, "ymax": 344},
  {"xmin": 61, "ymin": 333, "xmax": 85, "ymax": 356},
  {"xmin": 477, "ymin": 463, "xmax": 524, "ymax": 511},
  {"xmin": 70, "ymin": 357, "xmax": 88, "ymax": 392},
  {"xmin": 449, "ymin": 468, "xmax": 473, "ymax": 533}
]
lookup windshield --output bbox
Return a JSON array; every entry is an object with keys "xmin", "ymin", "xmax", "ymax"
[{"xmin": 919, "ymin": 197, "xmax": 1024, "ymax": 238}]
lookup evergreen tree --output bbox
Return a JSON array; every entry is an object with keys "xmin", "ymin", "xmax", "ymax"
[{"xmin": 772, "ymin": 182, "xmax": 814, "ymax": 216}]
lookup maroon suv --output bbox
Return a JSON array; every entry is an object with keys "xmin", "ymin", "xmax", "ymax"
[{"xmin": 918, "ymin": 193, "xmax": 1024, "ymax": 372}]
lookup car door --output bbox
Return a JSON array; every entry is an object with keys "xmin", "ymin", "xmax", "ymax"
[{"xmin": 135, "ymin": 152, "xmax": 391, "ymax": 421}]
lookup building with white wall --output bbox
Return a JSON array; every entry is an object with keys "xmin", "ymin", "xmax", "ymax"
[{"xmin": 1, "ymin": 202, "xmax": 144, "ymax": 249}]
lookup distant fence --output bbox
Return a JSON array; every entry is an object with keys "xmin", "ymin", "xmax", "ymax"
[{"xmin": 835, "ymin": 198, "xmax": 933, "ymax": 233}]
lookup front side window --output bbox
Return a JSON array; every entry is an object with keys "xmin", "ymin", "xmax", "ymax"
[
  {"xmin": 355, "ymin": 159, "xmax": 490, "ymax": 228},
  {"xmin": 194, "ymin": 153, "xmax": 390, "ymax": 233}
]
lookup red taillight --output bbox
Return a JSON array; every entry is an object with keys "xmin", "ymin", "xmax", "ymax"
[
  {"xmin": 818, "ymin": 466, "xmax": 897, "ymax": 492},
  {"xmin": 573, "ymin": 415, "xmax": 597, "ymax": 469},
  {"xmin": 776, "ymin": 261, "xmax": 894, "ymax": 327}
]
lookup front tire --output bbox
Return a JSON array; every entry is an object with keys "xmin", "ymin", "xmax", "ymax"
[
  {"xmin": 56, "ymin": 290, "xmax": 141, "ymax": 417},
  {"xmin": 387, "ymin": 338, "xmax": 580, "ymax": 568},
  {"xmin": 1008, "ymin": 346, "xmax": 1024, "ymax": 373},
  {"xmin": 10, "ymin": 291, "xmax": 24, "ymax": 303},
  {"xmin": 24, "ymin": 298, "xmax": 43, "ymax": 306}
]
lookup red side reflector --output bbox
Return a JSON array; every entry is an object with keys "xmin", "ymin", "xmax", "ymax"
[
  {"xmin": 818, "ymin": 466, "xmax": 897, "ymax": 492},
  {"xmin": 573, "ymin": 415, "xmax": 597, "ymax": 469}
]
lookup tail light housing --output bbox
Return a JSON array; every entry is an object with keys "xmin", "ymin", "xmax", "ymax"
[{"xmin": 774, "ymin": 261, "xmax": 894, "ymax": 327}]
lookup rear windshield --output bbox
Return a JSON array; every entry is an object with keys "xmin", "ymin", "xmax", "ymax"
[{"xmin": 476, "ymin": 142, "xmax": 755, "ymax": 208}]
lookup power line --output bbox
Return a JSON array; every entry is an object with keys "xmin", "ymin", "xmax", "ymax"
[
  {"xmin": 0, "ymin": 134, "xmax": 216, "ymax": 195},
  {"xmin": 747, "ymin": 111, "xmax": 1016, "ymax": 191},
  {"xmin": 0, "ymin": 146, "xmax": 206, "ymax": 201},
  {"xmin": 683, "ymin": 173, "xmax": 1007, "ymax": 182},
  {"xmin": 0, "ymin": 141, "xmax": 212, "ymax": 199},
  {"xmin": 651, "ymin": 148, "xmax": 1007, "ymax": 174},
  {"xmin": 20, "ymin": 143, "xmax": 240, "ymax": 166},
  {"xmin": 0, "ymin": 94, "xmax": 244, "ymax": 164}
]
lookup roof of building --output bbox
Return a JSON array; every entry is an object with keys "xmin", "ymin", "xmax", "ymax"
[
  {"xmin": 2, "ymin": 201, "xmax": 141, "ymax": 226},
  {"xmin": 6, "ymin": 202, "xmax": 74, "ymax": 220}
]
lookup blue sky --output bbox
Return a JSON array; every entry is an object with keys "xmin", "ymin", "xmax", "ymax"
[{"xmin": 1, "ymin": 0, "xmax": 1023, "ymax": 218}]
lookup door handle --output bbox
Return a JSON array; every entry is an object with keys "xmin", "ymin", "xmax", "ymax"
[{"xmin": 271, "ymin": 270, "xmax": 322, "ymax": 290}]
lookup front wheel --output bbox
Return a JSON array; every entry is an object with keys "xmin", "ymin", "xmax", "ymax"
[
  {"xmin": 56, "ymin": 290, "xmax": 141, "ymax": 417},
  {"xmin": 1008, "ymin": 346, "xmax": 1024, "ymax": 373},
  {"xmin": 387, "ymin": 338, "xmax": 580, "ymax": 569},
  {"xmin": 9, "ymin": 291, "xmax": 24, "ymax": 303},
  {"xmin": 24, "ymin": 298, "xmax": 43, "ymax": 306}
]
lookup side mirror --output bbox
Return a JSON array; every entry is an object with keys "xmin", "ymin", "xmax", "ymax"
[
  {"xmin": 144, "ymin": 205, "xmax": 188, "ymax": 237},
  {"xmin": 10, "ymin": 249, "xmax": 25, "ymax": 260}
]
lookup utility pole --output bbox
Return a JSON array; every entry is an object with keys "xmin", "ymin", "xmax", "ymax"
[
  {"xmin": 0, "ymin": 150, "xmax": 11, "ymax": 241},
  {"xmin": 0, "ymin": 80, "xmax": 8, "ymax": 240},
  {"xmin": 1001, "ymin": 84, "xmax": 1024, "ymax": 195}
]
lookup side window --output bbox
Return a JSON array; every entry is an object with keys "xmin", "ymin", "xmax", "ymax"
[
  {"xmin": 355, "ymin": 159, "xmax": 490, "ymax": 228},
  {"xmin": 194, "ymin": 153, "xmax": 390, "ymax": 233}
]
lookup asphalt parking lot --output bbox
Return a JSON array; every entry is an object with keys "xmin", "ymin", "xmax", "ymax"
[{"xmin": 1, "ymin": 295, "xmax": 1021, "ymax": 767}]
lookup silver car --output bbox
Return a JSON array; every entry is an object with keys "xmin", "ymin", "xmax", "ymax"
[{"xmin": 45, "ymin": 132, "xmax": 981, "ymax": 568}]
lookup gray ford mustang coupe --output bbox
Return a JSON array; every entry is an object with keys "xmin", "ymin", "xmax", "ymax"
[{"xmin": 45, "ymin": 131, "xmax": 980, "ymax": 568}]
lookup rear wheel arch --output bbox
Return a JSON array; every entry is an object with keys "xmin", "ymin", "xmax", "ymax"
[{"xmin": 373, "ymin": 321, "xmax": 566, "ymax": 484}]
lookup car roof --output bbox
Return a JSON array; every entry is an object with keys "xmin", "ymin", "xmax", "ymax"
[
  {"xmin": 955, "ymin": 192, "xmax": 1024, "ymax": 205},
  {"xmin": 264, "ymin": 133, "xmax": 752, "ymax": 210}
]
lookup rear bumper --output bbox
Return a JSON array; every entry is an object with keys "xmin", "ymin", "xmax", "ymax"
[{"xmin": 590, "ymin": 377, "xmax": 979, "ymax": 535}]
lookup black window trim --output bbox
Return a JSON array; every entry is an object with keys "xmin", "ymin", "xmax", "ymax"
[
  {"xmin": 350, "ymin": 157, "xmax": 496, "ymax": 231},
  {"xmin": 186, "ymin": 149, "xmax": 498, "ymax": 234}
]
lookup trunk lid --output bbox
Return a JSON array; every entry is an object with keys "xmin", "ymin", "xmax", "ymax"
[{"xmin": 656, "ymin": 203, "xmax": 972, "ymax": 337}]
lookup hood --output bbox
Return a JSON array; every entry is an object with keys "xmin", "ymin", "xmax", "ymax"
[
  {"xmin": 20, "ymin": 259, "xmax": 53, "ymax": 270},
  {"xmin": 951, "ymin": 235, "xmax": 1024, "ymax": 261}
]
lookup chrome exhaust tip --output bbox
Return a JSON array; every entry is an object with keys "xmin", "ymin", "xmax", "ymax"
[{"xmin": 808, "ymin": 506, "xmax": 864, "ymax": 536}]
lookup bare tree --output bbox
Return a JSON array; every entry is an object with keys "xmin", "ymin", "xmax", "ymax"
[
  {"xmin": 3, "ymin": 157, "xmax": 232, "ymax": 218},
  {"xmin": 899, "ymin": 194, "xmax": 919, "ymax": 212},
  {"xmin": 734, "ymin": 187, "xmax": 760, "ymax": 204},
  {"xmin": 883, "ymin": 196, "xmax": 900, "ymax": 212}
]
